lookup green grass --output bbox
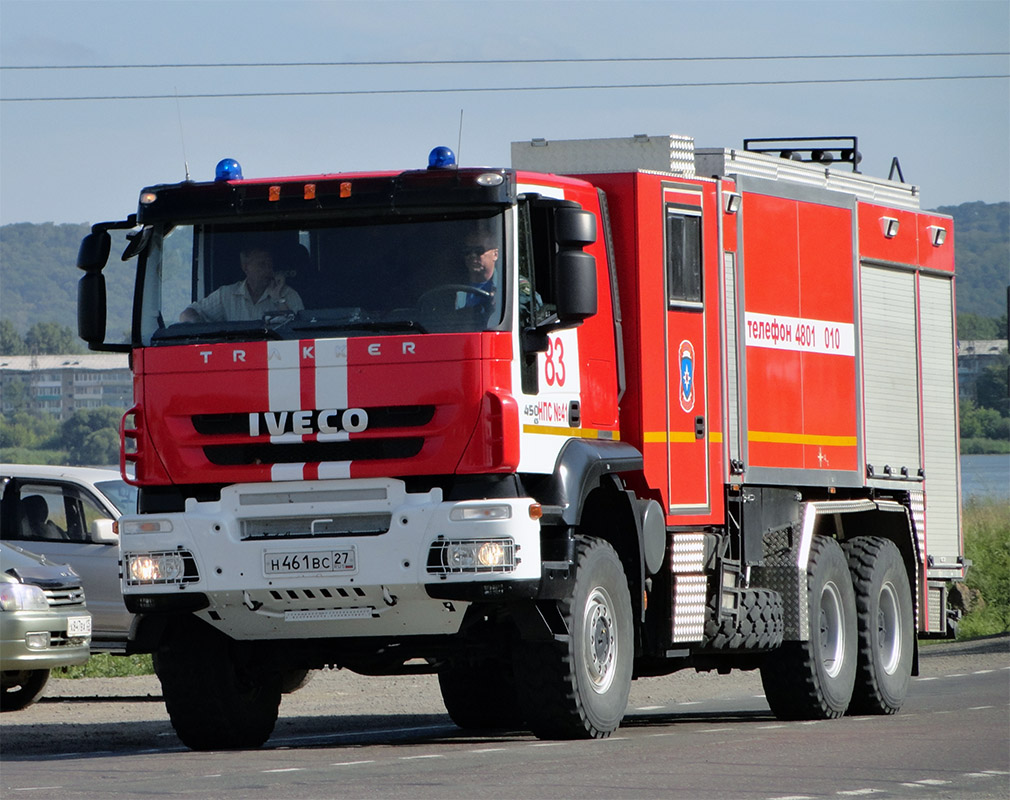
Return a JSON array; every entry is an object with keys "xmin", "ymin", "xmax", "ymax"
[
  {"xmin": 956, "ymin": 496, "xmax": 1010, "ymax": 639},
  {"xmin": 57, "ymin": 653, "xmax": 154, "ymax": 679}
]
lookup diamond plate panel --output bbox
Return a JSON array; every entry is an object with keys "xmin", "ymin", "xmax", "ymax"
[{"xmin": 672, "ymin": 574, "xmax": 707, "ymax": 643}]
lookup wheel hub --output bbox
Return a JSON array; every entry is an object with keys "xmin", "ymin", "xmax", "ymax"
[{"xmin": 583, "ymin": 586, "xmax": 617, "ymax": 693}]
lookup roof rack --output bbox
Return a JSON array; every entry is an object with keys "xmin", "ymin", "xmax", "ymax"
[{"xmin": 743, "ymin": 136, "xmax": 861, "ymax": 173}]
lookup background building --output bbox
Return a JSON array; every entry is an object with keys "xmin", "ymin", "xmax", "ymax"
[
  {"xmin": 958, "ymin": 339, "xmax": 1009, "ymax": 402},
  {"xmin": 0, "ymin": 354, "xmax": 132, "ymax": 420}
]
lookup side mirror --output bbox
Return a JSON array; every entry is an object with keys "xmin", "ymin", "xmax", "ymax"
[
  {"xmin": 77, "ymin": 231, "xmax": 111, "ymax": 273},
  {"xmin": 89, "ymin": 518, "xmax": 119, "ymax": 545},
  {"xmin": 78, "ymin": 272, "xmax": 108, "ymax": 344},
  {"xmin": 555, "ymin": 207, "xmax": 597, "ymax": 247},
  {"xmin": 554, "ymin": 207, "xmax": 598, "ymax": 324}
]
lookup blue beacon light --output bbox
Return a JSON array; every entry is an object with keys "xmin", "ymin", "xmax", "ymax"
[
  {"xmin": 427, "ymin": 146, "xmax": 456, "ymax": 169},
  {"xmin": 215, "ymin": 158, "xmax": 243, "ymax": 181}
]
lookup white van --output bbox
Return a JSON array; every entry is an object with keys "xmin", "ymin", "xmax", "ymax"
[{"xmin": 0, "ymin": 465, "xmax": 137, "ymax": 652}]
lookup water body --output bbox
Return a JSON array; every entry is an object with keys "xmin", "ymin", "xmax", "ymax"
[{"xmin": 960, "ymin": 453, "xmax": 1010, "ymax": 501}]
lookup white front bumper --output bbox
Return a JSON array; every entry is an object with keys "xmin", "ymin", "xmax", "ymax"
[{"xmin": 119, "ymin": 477, "xmax": 542, "ymax": 639}]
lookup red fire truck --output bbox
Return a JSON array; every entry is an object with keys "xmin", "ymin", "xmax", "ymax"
[{"xmin": 77, "ymin": 134, "xmax": 962, "ymax": 750}]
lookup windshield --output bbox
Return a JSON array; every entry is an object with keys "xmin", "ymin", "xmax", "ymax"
[
  {"xmin": 94, "ymin": 479, "xmax": 139, "ymax": 515},
  {"xmin": 138, "ymin": 213, "xmax": 507, "ymax": 345}
]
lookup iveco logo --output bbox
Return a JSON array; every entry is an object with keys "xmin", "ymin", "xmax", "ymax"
[{"xmin": 249, "ymin": 408, "xmax": 369, "ymax": 437}]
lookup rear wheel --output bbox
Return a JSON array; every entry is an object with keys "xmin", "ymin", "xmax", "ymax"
[
  {"xmin": 154, "ymin": 619, "xmax": 281, "ymax": 750},
  {"xmin": 0, "ymin": 669, "xmax": 50, "ymax": 711},
  {"xmin": 513, "ymin": 536, "xmax": 633, "ymax": 739},
  {"xmin": 844, "ymin": 536, "xmax": 914, "ymax": 715},
  {"xmin": 761, "ymin": 536, "xmax": 857, "ymax": 719}
]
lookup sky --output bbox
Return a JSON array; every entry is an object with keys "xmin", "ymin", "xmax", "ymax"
[{"xmin": 1, "ymin": 0, "xmax": 1008, "ymax": 225}]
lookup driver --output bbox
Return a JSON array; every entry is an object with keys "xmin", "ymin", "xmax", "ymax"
[{"xmin": 180, "ymin": 246, "xmax": 304, "ymax": 323}]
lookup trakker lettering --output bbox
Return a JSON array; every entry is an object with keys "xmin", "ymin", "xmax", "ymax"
[{"xmin": 249, "ymin": 408, "xmax": 369, "ymax": 437}]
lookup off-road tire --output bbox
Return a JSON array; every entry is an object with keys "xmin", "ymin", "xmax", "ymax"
[
  {"xmin": 153, "ymin": 620, "xmax": 281, "ymax": 750},
  {"xmin": 703, "ymin": 588, "xmax": 785, "ymax": 651},
  {"xmin": 760, "ymin": 536, "xmax": 857, "ymax": 719},
  {"xmin": 843, "ymin": 536, "xmax": 914, "ymax": 715},
  {"xmin": 513, "ymin": 536, "xmax": 634, "ymax": 739},
  {"xmin": 0, "ymin": 669, "xmax": 50, "ymax": 711},
  {"xmin": 438, "ymin": 659, "xmax": 524, "ymax": 730}
]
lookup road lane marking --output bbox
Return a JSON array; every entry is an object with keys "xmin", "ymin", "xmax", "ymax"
[
  {"xmin": 901, "ymin": 779, "xmax": 951, "ymax": 786},
  {"xmin": 969, "ymin": 705, "xmax": 994, "ymax": 710},
  {"xmin": 636, "ymin": 705, "xmax": 665, "ymax": 710},
  {"xmin": 263, "ymin": 768, "xmax": 303, "ymax": 773},
  {"xmin": 331, "ymin": 760, "xmax": 375, "ymax": 767},
  {"xmin": 973, "ymin": 669, "xmax": 995, "ymax": 674},
  {"xmin": 837, "ymin": 789, "xmax": 883, "ymax": 796},
  {"xmin": 470, "ymin": 748, "xmax": 507, "ymax": 753},
  {"xmin": 400, "ymin": 754, "xmax": 443, "ymax": 760}
]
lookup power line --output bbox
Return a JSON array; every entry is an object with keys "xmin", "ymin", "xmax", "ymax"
[
  {"xmin": 3, "ymin": 73, "xmax": 1007, "ymax": 103},
  {"xmin": 2, "ymin": 51, "xmax": 1007, "ymax": 70}
]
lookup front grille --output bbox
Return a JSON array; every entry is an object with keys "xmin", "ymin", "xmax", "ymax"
[
  {"xmin": 205, "ymin": 438, "xmax": 423, "ymax": 466},
  {"xmin": 242, "ymin": 513, "xmax": 391, "ymax": 540},
  {"xmin": 43, "ymin": 587, "xmax": 86, "ymax": 608}
]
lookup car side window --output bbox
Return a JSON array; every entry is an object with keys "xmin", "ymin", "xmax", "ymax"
[
  {"xmin": 78, "ymin": 491, "xmax": 115, "ymax": 543},
  {"xmin": 14, "ymin": 485, "xmax": 68, "ymax": 542}
]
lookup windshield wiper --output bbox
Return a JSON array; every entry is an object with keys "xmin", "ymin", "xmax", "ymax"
[
  {"xmin": 291, "ymin": 319, "xmax": 428, "ymax": 334},
  {"xmin": 152, "ymin": 322, "xmax": 283, "ymax": 343}
]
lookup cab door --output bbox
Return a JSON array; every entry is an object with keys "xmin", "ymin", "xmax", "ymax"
[{"xmin": 663, "ymin": 188, "xmax": 709, "ymax": 512}]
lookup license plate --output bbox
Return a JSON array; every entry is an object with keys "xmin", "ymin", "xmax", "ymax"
[
  {"xmin": 264, "ymin": 548, "xmax": 356, "ymax": 576},
  {"xmin": 67, "ymin": 616, "xmax": 92, "ymax": 637}
]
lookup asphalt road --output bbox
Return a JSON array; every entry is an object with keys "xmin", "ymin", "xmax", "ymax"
[{"xmin": 1, "ymin": 636, "xmax": 1007, "ymax": 800}]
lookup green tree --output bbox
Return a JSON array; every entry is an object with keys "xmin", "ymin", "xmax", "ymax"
[
  {"xmin": 0, "ymin": 410, "xmax": 60, "ymax": 449},
  {"xmin": 958, "ymin": 312, "xmax": 1000, "ymax": 340},
  {"xmin": 76, "ymin": 428, "xmax": 121, "ymax": 466},
  {"xmin": 61, "ymin": 407, "xmax": 122, "ymax": 465},
  {"xmin": 975, "ymin": 354, "xmax": 1009, "ymax": 419},
  {"xmin": 24, "ymin": 321, "xmax": 85, "ymax": 355},
  {"xmin": 0, "ymin": 319, "xmax": 27, "ymax": 354}
]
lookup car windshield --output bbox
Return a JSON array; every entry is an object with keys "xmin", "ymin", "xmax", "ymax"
[
  {"xmin": 94, "ymin": 480, "xmax": 138, "ymax": 516},
  {"xmin": 137, "ymin": 213, "xmax": 507, "ymax": 345}
]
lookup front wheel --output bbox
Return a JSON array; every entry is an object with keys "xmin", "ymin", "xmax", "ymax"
[
  {"xmin": 513, "ymin": 536, "xmax": 634, "ymax": 739},
  {"xmin": 761, "ymin": 536, "xmax": 857, "ymax": 719},
  {"xmin": 844, "ymin": 537, "xmax": 914, "ymax": 715},
  {"xmin": 0, "ymin": 669, "xmax": 50, "ymax": 711},
  {"xmin": 154, "ymin": 619, "xmax": 282, "ymax": 750}
]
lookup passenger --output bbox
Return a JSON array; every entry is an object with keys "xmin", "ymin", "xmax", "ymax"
[
  {"xmin": 180, "ymin": 246, "xmax": 304, "ymax": 323},
  {"xmin": 460, "ymin": 235, "xmax": 500, "ymax": 319}
]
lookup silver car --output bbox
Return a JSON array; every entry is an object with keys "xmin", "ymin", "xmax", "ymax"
[
  {"xmin": 1, "ymin": 465, "xmax": 137, "ymax": 652},
  {"xmin": 1, "ymin": 542, "xmax": 92, "ymax": 710}
]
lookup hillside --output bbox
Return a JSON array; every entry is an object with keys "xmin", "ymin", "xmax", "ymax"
[{"xmin": 1, "ymin": 202, "xmax": 1007, "ymax": 336}]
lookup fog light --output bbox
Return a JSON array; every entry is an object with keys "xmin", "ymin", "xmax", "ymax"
[
  {"xmin": 127, "ymin": 553, "xmax": 184, "ymax": 583},
  {"xmin": 25, "ymin": 632, "xmax": 50, "ymax": 649}
]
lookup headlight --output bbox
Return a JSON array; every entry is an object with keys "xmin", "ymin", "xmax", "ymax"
[
  {"xmin": 120, "ymin": 518, "xmax": 173, "ymax": 534},
  {"xmin": 0, "ymin": 583, "xmax": 49, "ymax": 611},
  {"xmin": 449, "ymin": 504, "xmax": 511, "ymax": 522},
  {"xmin": 126, "ymin": 553, "xmax": 185, "ymax": 583}
]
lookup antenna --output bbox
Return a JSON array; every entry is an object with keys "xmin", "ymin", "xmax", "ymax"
[
  {"xmin": 457, "ymin": 109, "xmax": 464, "ymax": 166},
  {"xmin": 174, "ymin": 88, "xmax": 191, "ymax": 181}
]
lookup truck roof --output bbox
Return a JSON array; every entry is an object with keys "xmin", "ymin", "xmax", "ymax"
[{"xmin": 511, "ymin": 134, "xmax": 923, "ymax": 211}]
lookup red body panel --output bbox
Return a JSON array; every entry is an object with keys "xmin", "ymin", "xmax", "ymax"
[{"xmin": 129, "ymin": 333, "xmax": 512, "ymax": 486}]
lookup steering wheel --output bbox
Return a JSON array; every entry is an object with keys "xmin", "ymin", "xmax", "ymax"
[{"xmin": 418, "ymin": 283, "xmax": 493, "ymax": 314}]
